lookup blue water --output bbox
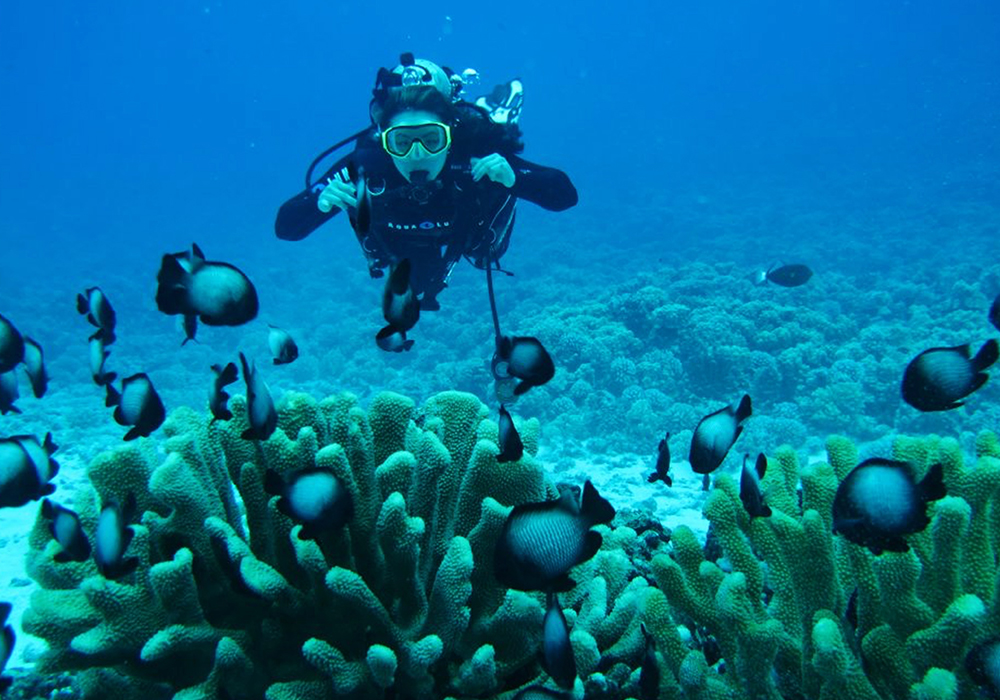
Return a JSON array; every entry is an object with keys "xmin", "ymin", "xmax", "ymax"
[{"xmin": 1, "ymin": 1, "xmax": 1000, "ymax": 696}]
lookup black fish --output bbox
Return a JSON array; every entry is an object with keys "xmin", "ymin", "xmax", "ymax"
[
  {"xmin": 740, "ymin": 453, "xmax": 771, "ymax": 518},
  {"xmin": 375, "ymin": 326, "xmax": 414, "ymax": 353},
  {"xmin": 991, "ymin": 294, "xmax": 1000, "ymax": 332},
  {"xmin": 0, "ymin": 313, "xmax": 24, "ymax": 374},
  {"xmin": 379, "ymin": 258, "xmax": 420, "ymax": 347},
  {"xmin": 95, "ymin": 494, "xmax": 138, "ymax": 579},
  {"xmin": 497, "ymin": 404, "xmax": 524, "ymax": 463},
  {"xmin": 833, "ymin": 458, "xmax": 946, "ymax": 554},
  {"xmin": 106, "ymin": 373, "xmax": 166, "ymax": 441},
  {"xmin": 902, "ymin": 340, "xmax": 998, "ymax": 412},
  {"xmin": 22, "ymin": 337, "xmax": 48, "ymax": 398},
  {"xmin": 264, "ymin": 467, "xmax": 354, "ymax": 540},
  {"xmin": 689, "ymin": 395, "xmax": 752, "ymax": 474},
  {"xmin": 494, "ymin": 480, "xmax": 615, "ymax": 592},
  {"xmin": 0, "ymin": 433, "xmax": 59, "ymax": 508},
  {"xmin": 541, "ymin": 592, "xmax": 576, "ymax": 689},
  {"xmin": 0, "ymin": 601, "xmax": 14, "ymax": 692},
  {"xmin": 182, "ymin": 314, "xmax": 198, "ymax": 346},
  {"xmin": 0, "ymin": 371, "xmax": 19, "ymax": 415},
  {"xmin": 349, "ymin": 164, "xmax": 372, "ymax": 236},
  {"xmin": 753, "ymin": 263, "xmax": 813, "ymax": 288},
  {"xmin": 239, "ymin": 352, "xmax": 277, "ymax": 440},
  {"xmin": 41, "ymin": 499, "xmax": 91, "ymax": 563},
  {"xmin": 647, "ymin": 432, "xmax": 672, "ymax": 486},
  {"xmin": 512, "ymin": 688, "xmax": 571, "ymax": 700},
  {"xmin": 966, "ymin": 637, "xmax": 1000, "ymax": 699},
  {"xmin": 639, "ymin": 623, "xmax": 660, "ymax": 700},
  {"xmin": 156, "ymin": 243, "xmax": 259, "ymax": 327},
  {"xmin": 209, "ymin": 362, "xmax": 239, "ymax": 423},
  {"xmin": 494, "ymin": 335, "xmax": 555, "ymax": 396},
  {"xmin": 89, "ymin": 328, "xmax": 116, "ymax": 387},
  {"xmin": 76, "ymin": 286, "xmax": 116, "ymax": 344},
  {"xmin": 268, "ymin": 325, "xmax": 299, "ymax": 365}
]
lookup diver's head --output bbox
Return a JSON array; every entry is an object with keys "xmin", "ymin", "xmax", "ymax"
[
  {"xmin": 370, "ymin": 53, "xmax": 456, "ymax": 124},
  {"xmin": 376, "ymin": 87, "xmax": 455, "ymax": 183}
]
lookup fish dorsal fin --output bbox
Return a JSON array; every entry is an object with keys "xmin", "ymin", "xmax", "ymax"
[
  {"xmin": 580, "ymin": 480, "xmax": 615, "ymax": 525},
  {"xmin": 191, "ymin": 243, "xmax": 206, "ymax": 262},
  {"xmin": 734, "ymin": 394, "xmax": 752, "ymax": 423}
]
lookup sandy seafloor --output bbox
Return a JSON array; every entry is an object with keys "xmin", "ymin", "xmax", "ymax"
[{"xmin": 1, "ymin": 165, "xmax": 999, "ymax": 675}]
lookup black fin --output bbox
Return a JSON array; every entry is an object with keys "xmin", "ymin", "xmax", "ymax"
[
  {"xmin": 580, "ymin": 530, "xmax": 603, "ymax": 563},
  {"xmin": 214, "ymin": 362, "xmax": 238, "ymax": 386},
  {"xmin": 551, "ymin": 574, "xmax": 576, "ymax": 593},
  {"xmin": 755, "ymin": 453, "xmax": 768, "ymax": 479},
  {"xmin": 76, "ymin": 293, "xmax": 88, "ymax": 315},
  {"xmin": 735, "ymin": 394, "xmax": 752, "ymax": 423},
  {"xmin": 664, "ymin": 475, "xmax": 673, "ymax": 487},
  {"xmin": 973, "ymin": 339, "xmax": 999, "ymax": 372},
  {"xmin": 106, "ymin": 557, "xmax": 140, "ymax": 580},
  {"xmin": 919, "ymin": 463, "xmax": 947, "ymax": 502},
  {"xmin": 155, "ymin": 253, "xmax": 192, "ymax": 315},
  {"xmin": 41, "ymin": 498, "xmax": 55, "ymax": 520},
  {"xmin": 512, "ymin": 380, "xmax": 532, "ymax": 396},
  {"xmin": 105, "ymin": 383, "xmax": 121, "ymax": 407},
  {"xmin": 191, "ymin": 242, "xmax": 206, "ymax": 261},
  {"xmin": 647, "ymin": 473, "xmax": 660, "ymax": 484},
  {"xmin": 263, "ymin": 469, "xmax": 284, "ymax": 496},
  {"xmin": 123, "ymin": 427, "xmax": 143, "ymax": 441},
  {"xmin": 54, "ymin": 550, "xmax": 73, "ymax": 563},
  {"xmin": 580, "ymin": 480, "xmax": 615, "ymax": 525},
  {"xmin": 241, "ymin": 427, "xmax": 258, "ymax": 441}
]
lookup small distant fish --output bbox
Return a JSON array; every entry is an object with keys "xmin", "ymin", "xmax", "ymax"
[
  {"xmin": 105, "ymin": 373, "xmax": 166, "ymax": 441},
  {"xmin": 268, "ymin": 325, "xmax": 299, "ymax": 365},
  {"xmin": 239, "ymin": 352, "xmax": 277, "ymax": 440},
  {"xmin": 639, "ymin": 623, "xmax": 660, "ymax": 700},
  {"xmin": 378, "ymin": 259, "xmax": 420, "ymax": 351},
  {"xmin": 901, "ymin": 340, "xmax": 998, "ymax": 412},
  {"xmin": 209, "ymin": 362, "xmax": 239, "ymax": 423},
  {"xmin": 156, "ymin": 243, "xmax": 259, "ymax": 328},
  {"xmin": 89, "ymin": 328, "xmax": 116, "ymax": 387},
  {"xmin": 41, "ymin": 499, "xmax": 91, "ymax": 563},
  {"xmin": 541, "ymin": 592, "xmax": 576, "ymax": 689},
  {"xmin": 494, "ymin": 480, "xmax": 615, "ymax": 592},
  {"xmin": 752, "ymin": 263, "xmax": 813, "ymax": 288},
  {"xmin": 689, "ymin": 395, "xmax": 752, "ymax": 474},
  {"xmin": 833, "ymin": 458, "xmax": 946, "ymax": 554},
  {"xmin": 182, "ymin": 314, "xmax": 198, "ymax": 346},
  {"xmin": 512, "ymin": 687, "xmax": 571, "ymax": 700},
  {"xmin": 95, "ymin": 494, "xmax": 139, "ymax": 579},
  {"xmin": 22, "ymin": 337, "xmax": 48, "ymax": 398},
  {"xmin": 0, "ymin": 601, "xmax": 14, "ymax": 693},
  {"xmin": 0, "ymin": 433, "xmax": 59, "ymax": 508},
  {"xmin": 76, "ymin": 286, "xmax": 117, "ymax": 344},
  {"xmin": 740, "ymin": 453, "xmax": 771, "ymax": 518},
  {"xmin": 647, "ymin": 432, "xmax": 672, "ymax": 486},
  {"xmin": 991, "ymin": 294, "xmax": 1000, "ymax": 332},
  {"xmin": 0, "ymin": 313, "xmax": 25, "ymax": 374},
  {"xmin": 375, "ymin": 326, "xmax": 414, "ymax": 353},
  {"xmin": 497, "ymin": 404, "xmax": 524, "ymax": 463},
  {"xmin": 264, "ymin": 467, "xmax": 354, "ymax": 540},
  {"xmin": 966, "ymin": 637, "xmax": 1000, "ymax": 699},
  {"xmin": 0, "ymin": 371, "xmax": 20, "ymax": 415},
  {"xmin": 494, "ymin": 335, "xmax": 555, "ymax": 396}
]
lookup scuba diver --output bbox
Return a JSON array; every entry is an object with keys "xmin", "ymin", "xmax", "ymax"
[{"xmin": 275, "ymin": 53, "xmax": 578, "ymax": 315}]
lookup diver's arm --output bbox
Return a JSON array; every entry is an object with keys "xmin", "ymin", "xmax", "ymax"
[
  {"xmin": 274, "ymin": 159, "xmax": 353, "ymax": 241},
  {"xmin": 506, "ymin": 155, "xmax": 578, "ymax": 211}
]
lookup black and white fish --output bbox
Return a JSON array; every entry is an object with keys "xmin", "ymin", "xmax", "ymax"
[
  {"xmin": 0, "ymin": 601, "xmax": 14, "ymax": 692},
  {"xmin": 21, "ymin": 337, "xmax": 48, "ymax": 398},
  {"xmin": 95, "ymin": 494, "xmax": 138, "ymax": 579},
  {"xmin": 375, "ymin": 326, "xmax": 414, "ymax": 353},
  {"xmin": 0, "ymin": 313, "xmax": 24, "ymax": 374},
  {"xmin": 497, "ymin": 404, "xmax": 524, "ymax": 463},
  {"xmin": 991, "ymin": 294, "xmax": 1000, "ymax": 333},
  {"xmin": 41, "ymin": 499, "xmax": 91, "ymax": 563},
  {"xmin": 689, "ymin": 395, "xmax": 752, "ymax": 475},
  {"xmin": 378, "ymin": 259, "xmax": 420, "ymax": 350},
  {"xmin": 494, "ymin": 480, "xmax": 615, "ymax": 592},
  {"xmin": 76, "ymin": 286, "xmax": 117, "ymax": 344},
  {"xmin": 156, "ymin": 243, "xmax": 259, "ymax": 328},
  {"xmin": 182, "ymin": 314, "xmax": 198, "ymax": 346},
  {"xmin": 966, "ymin": 636, "xmax": 1000, "ymax": 699},
  {"xmin": 647, "ymin": 432, "xmax": 672, "ymax": 486},
  {"xmin": 239, "ymin": 352, "xmax": 277, "ymax": 440},
  {"xmin": 832, "ymin": 458, "xmax": 946, "ymax": 554},
  {"xmin": 268, "ymin": 325, "xmax": 299, "ymax": 365},
  {"xmin": 512, "ymin": 687, "xmax": 571, "ymax": 700},
  {"xmin": 209, "ymin": 362, "xmax": 239, "ymax": 423},
  {"xmin": 0, "ymin": 371, "xmax": 19, "ymax": 415},
  {"xmin": 494, "ymin": 335, "xmax": 555, "ymax": 396},
  {"xmin": 0, "ymin": 433, "xmax": 59, "ymax": 508},
  {"xmin": 901, "ymin": 340, "xmax": 998, "ymax": 412},
  {"xmin": 105, "ymin": 373, "xmax": 166, "ymax": 441},
  {"xmin": 639, "ymin": 623, "xmax": 660, "ymax": 700},
  {"xmin": 541, "ymin": 592, "xmax": 576, "ymax": 689},
  {"xmin": 740, "ymin": 453, "xmax": 771, "ymax": 518},
  {"xmin": 89, "ymin": 328, "xmax": 116, "ymax": 387},
  {"xmin": 264, "ymin": 467, "xmax": 354, "ymax": 540},
  {"xmin": 752, "ymin": 263, "xmax": 813, "ymax": 288}
]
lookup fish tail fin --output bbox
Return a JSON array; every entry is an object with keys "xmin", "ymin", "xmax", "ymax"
[
  {"xmin": 41, "ymin": 498, "xmax": 55, "ymax": 520},
  {"xmin": 512, "ymin": 380, "xmax": 532, "ymax": 396},
  {"xmin": 390, "ymin": 259, "xmax": 413, "ymax": 295},
  {"xmin": 973, "ymin": 338, "xmax": 999, "ymax": 371},
  {"xmin": 214, "ymin": 362, "xmax": 238, "ymax": 387},
  {"xmin": 647, "ymin": 472, "xmax": 660, "ymax": 484},
  {"xmin": 581, "ymin": 480, "xmax": 616, "ymax": 525},
  {"xmin": 155, "ymin": 255, "xmax": 191, "ymax": 315},
  {"xmin": 919, "ymin": 463, "xmax": 947, "ymax": 502},
  {"xmin": 123, "ymin": 427, "xmax": 144, "ymax": 441},
  {"xmin": 751, "ymin": 270, "xmax": 768, "ymax": 286},
  {"xmin": 665, "ymin": 475, "xmax": 673, "ymax": 487},
  {"xmin": 403, "ymin": 339, "xmax": 415, "ymax": 351},
  {"xmin": 755, "ymin": 453, "xmax": 768, "ymax": 479},
  {"xmin": 105, "ymin": 383, "xmax": 121, "ymax": 408},
  {"xmin": 735, "ymin": 394, "xmax": 753, "ymax": 423},
  {"xmin": 76, "ymin": 293, "xmax": 88, "ymax": 315}
]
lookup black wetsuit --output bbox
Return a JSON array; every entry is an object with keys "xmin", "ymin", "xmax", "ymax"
[{"xmin": 275, "ymin": 116, "xmax": 577, "ymax": 298}]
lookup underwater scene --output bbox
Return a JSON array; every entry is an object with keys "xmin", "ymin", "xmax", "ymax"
[{"xmin": 2, "ymin": 0, "xmax": 1000, "ymax": 698}]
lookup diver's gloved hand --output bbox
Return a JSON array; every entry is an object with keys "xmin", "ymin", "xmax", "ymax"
[
  {"xmin": 317, "ymin": 173, "xmax": 358, "ymax": 213},
  {"xmin": 471, "ymin": 154, "xmax": 516, "ymax": 188}
]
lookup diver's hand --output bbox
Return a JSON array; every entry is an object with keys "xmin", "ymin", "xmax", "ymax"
[
  {"xmin": 317, "ymin": 173, "xmax": 358, "ymax": 213},
  {"xmin": 471, "ymin": 154, "xmax": 516, "ymax": 188}
]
